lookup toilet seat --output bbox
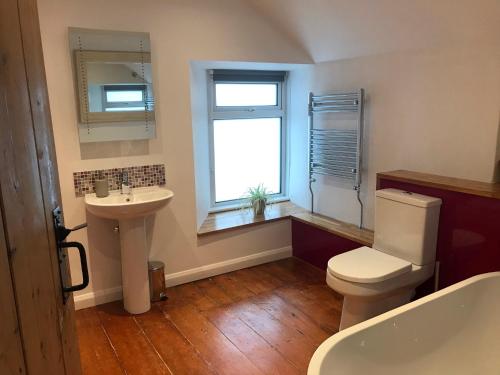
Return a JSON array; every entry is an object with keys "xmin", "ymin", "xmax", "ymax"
[{"xmin": 327, "ymin": 246, "xmax": 412, "ymax": 283}]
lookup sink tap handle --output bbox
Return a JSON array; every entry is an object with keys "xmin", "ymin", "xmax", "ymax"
[
  {"xmin": 120, "ymin": 171, "xmax": 131, "ymax": 195},
  {"xmin": 120, "ymin": 171, "xmax": 129, "ymax": 185}
]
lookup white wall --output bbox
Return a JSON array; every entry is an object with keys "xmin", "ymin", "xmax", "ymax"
[
  {"xmin": 288, "ymin": 67, "xmax": 313, "ymax": 210},
  {"xmin": 289, "ymin": 44, "xmax": 500, "ymax": 229},
  {"xmin": 247, "ymin": 0, "xmax": 500, "ymax": 63},
  {"xmin": 38, "ymin": 0, "xmax": 311, "ymax": 308},
  {"xmin": 190, "ymin": 63, "xmax": 211, "ymax": 228}
]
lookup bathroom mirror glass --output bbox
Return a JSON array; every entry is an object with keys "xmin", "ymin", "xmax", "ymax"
[
  {"xmin": 69, "ymin": 28, "xmax": 156, "ymax": 143},
  {"xmin": 76, "ymin": 51, "xmax": 155, "ymax": 122}
]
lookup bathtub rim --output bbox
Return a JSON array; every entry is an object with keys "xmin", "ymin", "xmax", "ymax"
[{"xmin": 308, "ymin": 271, "xmax": 500, "ymax": 375}]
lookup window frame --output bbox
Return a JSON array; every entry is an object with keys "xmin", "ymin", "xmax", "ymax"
[
  {"xmin": 102, "ymin": 84, "xmax": 147, "ymax": 112},
  {"xmin": 207, "ymin": 71, "xmax": 288, "ymax": 211}
]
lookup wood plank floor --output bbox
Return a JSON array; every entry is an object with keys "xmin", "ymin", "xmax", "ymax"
[{"xmin": 75, "ymin": 257, "xmax": 343, "ymax": 375}]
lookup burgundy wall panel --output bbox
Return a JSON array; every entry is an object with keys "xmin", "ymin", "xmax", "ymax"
[
  {"xmin": 292, "ymin": 179, "xmax": 500, "ymax": 296},
  {"xmin": 378, "ymin": 179, "xmax": 500, "ymax": 290},
  {"xmin": 291, "ymin": 220, "xmax": 365, "ymax": 270}
]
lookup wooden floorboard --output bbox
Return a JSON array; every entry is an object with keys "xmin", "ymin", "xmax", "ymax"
[
  {"xmin": 76, "ymin": 257, "xmax": 342, "ymax": 374},
  {"xmin": 135, "ymin": 305, "xmax": 216, "ymax": 375},
  {"xmin": 275, "ymin": 286, "xmax": 341, "ymax": 334},
  {"xmin": 96, "ymin": 302, "xmax": 171, "ymax": 374},
  {"xmin": 164, "ymin": 304, "xmax": 263, "ymax": 375},
  {"xmin": 251, "ymin": 293, "xmax": 331, "ymax": 346},
  {"xmin": 212, "ymin": 272, "xmax": 257, "ymax": 301},
  {"xmin": 168, "ymin": 282, "xmax": 219, "ymax": 311},
  {"xmin": 75, "ymin": 308, "xmax": 124, "ymax": 375},
  {"xmin": 203, "ymin": 306, "xmax": 300, "ymax": 375},
  {"xmin": 227, "ymin": 300, "xmax": 318, "ymax": 373},
  {"xmin": 194, "ymin": 278, "xmax": 234, "ymax": 306}
]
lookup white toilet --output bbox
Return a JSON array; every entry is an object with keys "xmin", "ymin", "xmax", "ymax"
[{"xmin": 327, "ymin": 188, "xmax": 442, "ymax": 330}]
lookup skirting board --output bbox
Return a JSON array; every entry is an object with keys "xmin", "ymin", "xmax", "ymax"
[
  {"xmin": 73, "ymin": 245, "xmax": 292, "ymax": 310},
  {"xmin": 73, "ymin": 286, "xmax": 123, "ymax": 311},
  {"xmin": 164, "ymin": 245, "xmax": 292, "ymax": 287}
]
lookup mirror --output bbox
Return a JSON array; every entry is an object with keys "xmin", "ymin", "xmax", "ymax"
[
  {"xmin": 75, "ymin": 51, "xmax": 155, "ymax": 123},
  {"xmin": 69, "ymin": 28, "xmax": 156, "ymax": 143}
]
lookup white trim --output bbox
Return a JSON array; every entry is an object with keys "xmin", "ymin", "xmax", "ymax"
[
  {"xmin": 207, "ymin": 72, "xmax": 289, "ymax": 208},
  {"xmin": 74, "ymin": 286, "xmax": 123, "ymax": 310},
  {"xmin": 73, "ymin": 246, "xmax": 292, "ymax": 309},
  {"xmin": 164, "ymin": 246, "xmax": 292, "ymax": 287}
]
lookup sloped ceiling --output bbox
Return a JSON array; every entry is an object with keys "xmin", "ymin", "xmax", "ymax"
[{"xmin": 247, "ymin": 0, "xmax": 500, "ymax": 63}]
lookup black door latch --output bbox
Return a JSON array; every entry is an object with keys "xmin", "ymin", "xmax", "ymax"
[{"xmin": 52, "ymin": 207, "xmax": 90, "ymax": 303}]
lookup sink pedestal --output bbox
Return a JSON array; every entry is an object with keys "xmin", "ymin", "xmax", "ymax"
[
  {"xmin": 84, "ymin": 187, "xmax": 174, "ymax": 315},
  {"xmin": 119, "ymin": 217, "xmax": 150, "ymax": 314}
]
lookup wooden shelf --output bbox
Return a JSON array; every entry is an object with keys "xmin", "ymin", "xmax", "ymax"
[
  {"xmin": 198, "ymin": 201, "xmax": 374, "ymax": 248},
  {"xmin": 377, "ymin": 170, "xmax": 500, "ymax": 200},
  {"xmin": 291, "ymin": 212, "xmax": 374, "ymax": 247},
  {"xmin": 197, "ymin": 201, "xmax": 307, "ymax": 236}
]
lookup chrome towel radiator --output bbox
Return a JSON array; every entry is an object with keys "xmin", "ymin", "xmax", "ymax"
[{"xmin": 308, "ymin": 89, "xmax": 365, "ymax": 228}]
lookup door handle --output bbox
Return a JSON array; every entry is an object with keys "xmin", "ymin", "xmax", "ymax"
[
  {"xmin": 59, "ymin": 241, "xmax": 89, "ymax": 293},
  {"xmin": 52, "ymin": 207, "xmax": 90, "ymax": 303},
  {"xmin": 53, "ymin": 207, "xmax": 87, "ymax": 242}
]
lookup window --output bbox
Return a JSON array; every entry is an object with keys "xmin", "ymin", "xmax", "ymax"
[
  {"xmin": 208, "ymin": 70, "xmax": 287, "ymax": 207},
  {"xmin": 102, "ymin": 85, "xmax": 148, "ymax": 112}
]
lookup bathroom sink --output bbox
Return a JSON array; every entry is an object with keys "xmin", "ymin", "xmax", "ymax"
[
  {"xmin": 85, "ymin": 186, "xmax": 174, "ymax": 315},
  {"xmin": 85, "ymin": 186, "xmax": 174, "ymax": 220}
]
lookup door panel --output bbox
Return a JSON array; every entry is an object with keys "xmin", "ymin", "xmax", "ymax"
[
  {"xmin": 0, "ymin": 0, "xmax": 82, "ymax": 374},
  {"xmin": 17, "ymin": 1, "xmax": 82, "ymax": 373},
  {"xmin": 0, "ymin": 193, "xmax": 26, "ymax": 375}
]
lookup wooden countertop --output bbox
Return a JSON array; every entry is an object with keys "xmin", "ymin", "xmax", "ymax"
[
  {"xmin": 377, "ymin": 170, "xmax": 500, "ymax": 200},
  {"xmin": 198, "ymin": 201, "xmax": 374, "ymax": 247},
  {"xmin": 197, "ymin": 201, "xmax": 307, "ymax": 236},
  {"xmin": 291, "ymin": 212, "xmax": 374, "ymax": 247}
]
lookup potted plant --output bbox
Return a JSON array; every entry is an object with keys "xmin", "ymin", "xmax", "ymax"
[{"xmin": 245, "ymin": 184, "xmax": 269, "ymax": 216}]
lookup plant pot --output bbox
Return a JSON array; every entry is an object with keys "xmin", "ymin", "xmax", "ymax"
[{"xmin": 252, "ymin": 199, "xmax": 267, "ymax": 216}]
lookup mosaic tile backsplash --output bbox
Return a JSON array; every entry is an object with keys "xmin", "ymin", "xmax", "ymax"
[{"xmin": 73, "ymin": 164, "xmax": 166, "ymax": 197}]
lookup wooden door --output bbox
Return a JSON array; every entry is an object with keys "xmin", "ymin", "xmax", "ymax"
[{"xmin": 0, "ymin": 0, "xmax": 82, "ymax": 374}]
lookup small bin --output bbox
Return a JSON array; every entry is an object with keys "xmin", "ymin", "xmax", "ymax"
[{"xmin": 148, "ymin": 261, "xmax": 167, "ymax": 302}]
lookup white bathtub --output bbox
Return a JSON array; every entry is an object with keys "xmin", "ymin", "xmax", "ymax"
[{"xmin": 308, "ymin": 272, "xmax": 500, "ymax": 375}]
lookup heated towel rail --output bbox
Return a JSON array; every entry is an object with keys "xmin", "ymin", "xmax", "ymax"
[{"xmin": 308, "ymin": 89, "xmax": 365, "ymax": 228}]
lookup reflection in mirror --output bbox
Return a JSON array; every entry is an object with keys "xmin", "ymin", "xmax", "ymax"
[
  {"xmin": 69, "ymin": 28, "xmax": 156, "ymax": 143},
  {"xmin": 75, "ymin": 51, "xmax": 155, "ymax": 122}
]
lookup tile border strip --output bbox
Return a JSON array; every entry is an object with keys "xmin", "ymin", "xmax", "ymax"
[{"xmin": 73, "ymin": 164, "xmax": 166, "ymax": 197}]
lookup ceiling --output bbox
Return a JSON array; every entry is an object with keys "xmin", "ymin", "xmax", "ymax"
[{"xmin": 246, "ymin": 0, "xmax": 500, "ymax": 63}]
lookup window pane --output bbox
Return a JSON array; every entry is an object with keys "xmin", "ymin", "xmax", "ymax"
[
  {"xmin": 106, "ymin": 90, "xmax": 143, "ymax": 102},
  {"xmin": 215, "ymin": 83, "xmax": 277, "ymax": 107},
  {"xmin": 213, "ymin": 118, "xmax": 281, "ymax": 202}
]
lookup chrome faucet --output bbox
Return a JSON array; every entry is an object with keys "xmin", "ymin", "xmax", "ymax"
[{"xmin": 119, "ymin": 171, "xmax": 131, "ymax": 195}]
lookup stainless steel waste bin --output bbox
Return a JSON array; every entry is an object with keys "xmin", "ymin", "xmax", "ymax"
[{"xmin": 148, "ymin": 261, "xmax": 167, "ymax": 302}]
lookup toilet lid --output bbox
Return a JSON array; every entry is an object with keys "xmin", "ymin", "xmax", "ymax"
[{"xmin": 327, "ymin": 246, "xmax": 412, "ymax": 283}]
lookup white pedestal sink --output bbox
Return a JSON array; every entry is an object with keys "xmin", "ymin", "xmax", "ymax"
[{"xmin": 85, "ymin": 186, "xmax": 173, "ymax": 314}]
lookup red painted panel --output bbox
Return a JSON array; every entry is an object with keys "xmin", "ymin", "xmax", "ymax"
[
  {"xmin": 292, "ymin": 180, "xmax": 500, "ymax": 296},
  {"xmin": 378, "ymin": 179, "xmax": 500, "ymax": 290},
  {"xmin": 292, "ymin": 220, "xmax": 365, "ymax": 270}
]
